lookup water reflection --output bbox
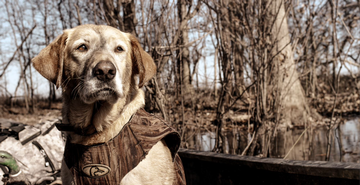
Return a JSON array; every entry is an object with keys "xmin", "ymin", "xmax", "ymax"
[
  {"xmin": 198, "ymin": 132, "xmax": 215, "ymax": 151},
  {"xmin": 184, "ymin": 117, "xmax": 360, "ymax": 162}
]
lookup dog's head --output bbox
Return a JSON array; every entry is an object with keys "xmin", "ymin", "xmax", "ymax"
[{"xmin": 32, "ymin": 24, "xmax": 156, "ymax": 104}]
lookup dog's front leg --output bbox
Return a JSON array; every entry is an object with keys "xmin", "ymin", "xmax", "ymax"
[
  {"xmin": 120, "ymin": 140, "xmax": 177, "ymax": 185},
  {"xmin": 61, "ymin": 160, "xmax": 75, "ymax": 185}
]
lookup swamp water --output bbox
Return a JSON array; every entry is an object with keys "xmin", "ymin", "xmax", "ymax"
[{"xmin": 184, "ymin": 117, "xmax": 360, "ymax": 162}]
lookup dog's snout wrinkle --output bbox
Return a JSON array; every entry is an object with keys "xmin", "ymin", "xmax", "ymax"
[{"xmin": 93, "ymin": 61, "xmax": 116, "ymax": 82}]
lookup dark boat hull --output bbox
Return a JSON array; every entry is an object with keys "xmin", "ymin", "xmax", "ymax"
[{"xmin": 178, "ymin": 149, "xmax": 360, "ymax": 185}]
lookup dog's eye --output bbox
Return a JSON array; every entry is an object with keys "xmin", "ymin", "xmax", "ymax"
[
  {"xmin": 115, "ymin": 46, "xmax": 124, "ymax": 52},
  {"xmin": 77, "ymin": 44, "xmax": 88, "ymax": 52}
]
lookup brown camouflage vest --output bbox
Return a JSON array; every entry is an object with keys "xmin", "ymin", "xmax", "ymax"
[{"xmin": 63, "ymin": 109, "xmax": 186, "ymax": 185}]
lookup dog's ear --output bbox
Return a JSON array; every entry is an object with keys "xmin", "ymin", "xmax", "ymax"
[
  {"xmin": 128, "ymin": 34, "xmax": 157, "ymax": 87},
  {"xmin": 32, "ymin": 30, "xmax": 71, "ymax": 88}
]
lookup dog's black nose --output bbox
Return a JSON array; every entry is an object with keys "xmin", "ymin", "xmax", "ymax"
[{"xmin": 93, "ymin": 61, "xmax": 116, "ymax": 82}]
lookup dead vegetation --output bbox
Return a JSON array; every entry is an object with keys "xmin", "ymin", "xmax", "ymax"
[
  {"xmin": 0, "ymin": 97, "xmax": 61, "ymax": 126},
  {"xmin": 1, "ymin": 0, "xmax": 360, "ymax": 161}
]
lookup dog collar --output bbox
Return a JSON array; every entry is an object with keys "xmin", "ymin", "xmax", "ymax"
[
  {"xmin": 55, "ymin": 120, "xmax": 97, "ymax": 136},
  {"xmin": 55, "ymin": 115, "xmax": 135, "ymax": 136}
]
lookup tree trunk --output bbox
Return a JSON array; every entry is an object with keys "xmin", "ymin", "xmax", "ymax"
[
  {"xmin": 229, "ymin": 3, "xmax": 244, "ymax": 97},
  {"xmin": 122, "ymin": 0, "xmax": 137, "ymax": 35},
  {"xmin": 177, "ymin": 0, "xmax": 194, "ymax": 101},
  {"xmin": 267, "ymin": 0, "xmax": 310, "ymax": 127},
  {"xmin": 213, "ymin": 0, "xmax": 232, "ymax": 152}
]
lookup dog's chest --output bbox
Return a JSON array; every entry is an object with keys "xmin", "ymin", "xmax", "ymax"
[{"xmin": 63, "ymin": 109, "xmax": 184, "ymax": 185}]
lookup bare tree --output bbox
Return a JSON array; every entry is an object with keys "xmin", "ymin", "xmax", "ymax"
[{"xmin": 2, "ymin": 0, "xmax": 360, "ymax": 159}]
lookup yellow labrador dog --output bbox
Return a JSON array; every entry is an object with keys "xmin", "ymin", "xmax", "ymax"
[{"xmin": 32, "ymin": 25, "xmax": 185, "ymax": 185}]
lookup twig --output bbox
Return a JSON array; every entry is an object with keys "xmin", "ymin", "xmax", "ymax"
[
  {"xmin": 153, "ymin": 28, "xmax": 214, "ymax": 50},
  {"xmin": 223, "ymin": 80, "xmax": 256, "ymax": 115},
  {"xmin": 241, "ymin": 129, "xmax": 257, "ymax": 156},
  {"xmin": 284, "ymin": 127, "xmax": 307, "ymax": 159},
  {"xmin": 145, "ymin": 78, "xmax": 168, "ymax": 121},
  {"xmin": 0, "ymin": 24, "xmax": 36, "ymax": 78},
  {"xmin": 74, "ymin": 3, "xmax": 82, "ymax": 25},
  {"xmin": 335, "ymin": 122, "xmax": 343, "ymax": 161},
  {"xmin": 338, "ymin": 12, "xmax": 354, "ymax": 40},
  {"xmin": 326, "ymin": 0, "xmax": 339, "ymax": 161}
]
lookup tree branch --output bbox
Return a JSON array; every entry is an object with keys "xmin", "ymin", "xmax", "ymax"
[{"xmin": 0, "ymin": 24, "xmax": 36, "ymax": 78}]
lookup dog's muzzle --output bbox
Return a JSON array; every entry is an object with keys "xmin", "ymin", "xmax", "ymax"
[{"xmin": 93, "ymin": 60, "xmax": 116, "ymax": 82}]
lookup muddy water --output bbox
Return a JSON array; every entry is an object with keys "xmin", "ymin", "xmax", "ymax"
[{"xmin": 184, "ymin": 117, "xmax": 360, "ymax": 162}]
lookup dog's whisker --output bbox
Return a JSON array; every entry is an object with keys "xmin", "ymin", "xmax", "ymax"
[
  {"xmin": 61, "ymin": 76, "xmax": 72, "ymax": 88},
  {"xmin": 62, "ymin": 76, "xmax": 85, "ymax": 91},
  {"xmin": 71, "ymin": 84, "xmax": 80, "ymax": 97},
  {"xmin": 78, "ymin": 84, "xmax": 86, "ymax": 100},
  {"xmin": 71, "ymin": 80, "xmax": 84, "ymax": 99},
  {"xmin": 76, "ymin": 84, "xmax": 84, "ymax": 99}
]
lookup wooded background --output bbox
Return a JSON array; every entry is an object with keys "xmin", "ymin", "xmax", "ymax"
[{"xmin": 1, "ymin": 0, "xmax": 360, "ymax": 156}]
